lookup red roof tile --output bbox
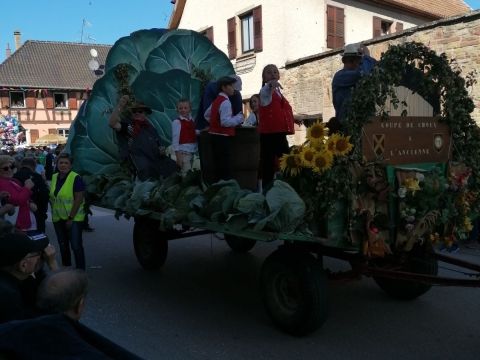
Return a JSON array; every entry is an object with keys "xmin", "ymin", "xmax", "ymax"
[{"xmin": 389, "ymin": 0, "xmax": 471, "ymax": 18}]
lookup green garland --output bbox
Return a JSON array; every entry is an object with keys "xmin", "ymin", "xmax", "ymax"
[{"xmin": 344, "ymin": 41, "xmax": 480, "ymax": 209}]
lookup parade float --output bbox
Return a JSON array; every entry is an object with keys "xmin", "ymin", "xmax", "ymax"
[{"xmin": 68, "ymin": 29, "xmax": 480, "ymax": 335}]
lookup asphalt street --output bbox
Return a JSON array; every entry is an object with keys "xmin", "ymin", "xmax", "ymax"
[{"xmin": 43, "ymin": 207, "xmax": 480, "ymax": 360}]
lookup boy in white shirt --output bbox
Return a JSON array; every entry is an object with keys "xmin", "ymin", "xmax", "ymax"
[{"xmin": 171, "ymin": 99, "xmax": 198, "ymax": 175}]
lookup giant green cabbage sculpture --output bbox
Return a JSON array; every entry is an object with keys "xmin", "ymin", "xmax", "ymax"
[{"xmin": 68, "ymin": 29, "xmax": 234, "ymax": 176}]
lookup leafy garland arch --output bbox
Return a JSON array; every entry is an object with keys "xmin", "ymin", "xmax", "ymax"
[{"xmin": 344, "ymin": 41, "xmax": 480, "ymax": 197}]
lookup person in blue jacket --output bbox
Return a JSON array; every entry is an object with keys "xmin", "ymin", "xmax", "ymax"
[{"xmin": 332, "ymin": 43, "xmax": 377, "ymax": 128}]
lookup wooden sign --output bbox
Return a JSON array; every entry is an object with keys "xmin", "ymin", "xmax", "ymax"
[{"xmin": 362, "ymin": 116, "xmax": 451, "ymax": 165}]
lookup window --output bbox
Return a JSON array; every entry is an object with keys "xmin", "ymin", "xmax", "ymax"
[
  {"xmin": 57, "ymin": 129, "xmax": 69, "ymax": 137},
  {"xmin": 241, "ymin": 13, "xmax": 254, "ymax": 53},
  {"xmin": 54, "ymin": 93, "xmax": 68, "ymax": 108},
  {"xmin": 327, "ymin": 5, "xmax": 345, "ymax": 49},
  {"xmin": 381, "ymin": 20, "xmax": 392, "ymax": 35},
  {"xmin": 29, "ymin": 129, "xmax": 39, "ymax": 144},
  {"xmin": 227, "ymin": 6, "xmax": 262, "ymax": 60},
  {"xmin": 373, "ymin": 17, "xmax": 392, "ymax": 37},
  {"xmin": 200, "ymin": 26, "xmax": 214, "ymax": 43},
  {"xmin": 10, "ymin": 91, "xmax": 25, "ymax": 108}
]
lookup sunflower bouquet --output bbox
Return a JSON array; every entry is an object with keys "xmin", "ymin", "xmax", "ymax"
[{"xmin": 279, "ymin": 121, "xmax": 354, "ymax": 234}]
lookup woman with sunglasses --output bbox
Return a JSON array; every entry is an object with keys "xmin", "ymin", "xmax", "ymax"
[{"xmin": 0, "ymin": 155, "xmax": 36, "ymax": 231}]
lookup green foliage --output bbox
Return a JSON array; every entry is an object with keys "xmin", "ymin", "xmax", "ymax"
[
  {"xmin": 283, "ymin": 155, "xmax": 351, "ymax": 230},
  {"xmin": 346, "ymin": 43, "xmax": 479, "ymax": 178},
  {"xmin": 68, "ymin": 28, "xmax": 234, "ymax": 176},
  {"xmin": 255, "ymin": 181, "xmax": 306, "ymax": 233},
  {"xmin": 93, "ymin": 168, "xmax": 306, "ymax": 233},
  {"xmin": 345, "ymin": 41, "xmax": 480, "ymax": 211}
]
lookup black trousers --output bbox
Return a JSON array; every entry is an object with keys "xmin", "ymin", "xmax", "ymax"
[
  {"xmin": 53, "ymin": 220, "xmax": 85, "ymax": 270},
  {"xmin": 210, "ymin": 134, "xmax": 233, "ymax": 182},
  {"xmin": 260, "ymin": 133, "xmax": 290, "ymax": 186}
]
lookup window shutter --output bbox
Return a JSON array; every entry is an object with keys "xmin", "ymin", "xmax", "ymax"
[
  {"xmin": 227, "ymin": 17, "xmax": 237, "ymax": 59},
  {"xmin": 327, "ymin": 6, "xmax": 344, "ymax": 49},
  {"xmin": 26, "ymin": 90, "xmax": 36, "ymax": 108},
  {"xmin": 373, "ymin": 17, "xmax": 382, "ymax": 38},
  {"xmin": 45, "ymin": 92, "xmax": 54, "ymax": 109},
  {"xmin": 253, "ymin": 6, "xmax": 263, "ymax": 52},
  {"xmin": 396, "ymin": 22, "xmax": 404, "ymax": 32},
  {"xmin": 30, "ymin": 129, "xmax": 39, "ymax": 144},
  {"xmin": 48, "ymin": 128, "xmax": 57, "ymax": 134},
  {"xmin": 335, "ymin": 8, "xmax": 344, "ymax": 49},
  {"xmin": 1, "ymin": 91, "xmax": 10, "ymax": 109},
  {"xmin": 68, "ymin": 93, "xmax": 77, "ymax": 110},
  {"xmin": 205, "ymin": 26, "xmax": 214, "ymax": 43}
]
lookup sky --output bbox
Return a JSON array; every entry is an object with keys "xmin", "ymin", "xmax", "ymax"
[
  {"xmin": 467, "ymin": 0, "xmax": 480, "ymax": 10},
  {"xmin": 0, "ymin": 0, "xmax": 172, "ymax": 62},
  {"xmin": 0, "ymin": 0, "xmax": 479, "ymax": 62}
]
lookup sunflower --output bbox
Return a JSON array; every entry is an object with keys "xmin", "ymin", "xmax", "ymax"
[
  {"xmin": 300, "ymin": 146, "xmax": 317, "ymax": 167},
  {"xmin": 311, "ymin": 141, "xmax": 325, "ymax": 152},
  {"xmin": 290, "ymin": 145, "xmax": 303, "ymax": 155},
  {"xmin": 333, "ymin": 135, "xmax": 353, "ymax": 156},
  {"xmin": 326, "ymin": 133, "xmax": 342, "ymax": 152},
  {"xmin": 312, "ymin": 150, "xmax": 333, "ymax": 174},
  {"xmin": 307, "ymin": 121, "xmax": 328, "ymax": 145},
  {"xmin": 464, "ymin": 217, "xmax": 473, "ymax": 232},
  {"xmin": 403, "ymin": 177, "xmax": 421, "ymax": 195},
  {"xmin": 279, "ymin": 153, "xmax": 303, "ymax": 176}
]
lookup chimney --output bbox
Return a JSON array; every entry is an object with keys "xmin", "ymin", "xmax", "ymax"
[
  {"xmin": 14, "ymin": 31, "xmax": 21, "ymax": 50},
  {"xmin": 5, "ymin": 43, "xmax": 11, "ymax": 58}
]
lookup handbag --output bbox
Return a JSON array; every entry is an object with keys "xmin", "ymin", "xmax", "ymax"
[{"xmin": 3, "ymin": 206, "xmax": 19, "ymax": 225}]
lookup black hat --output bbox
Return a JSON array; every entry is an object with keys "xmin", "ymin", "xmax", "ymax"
[
  {"xmin": 217, "ymin": 76, "xmax": 237, "ymax": 90},
  {"xmin": 0, "ymin": 232, "xmax": 49, "ymax": 267},
  {"xmin": 128, "ymin": 101, "xmax": 152, "ymax": 115}
]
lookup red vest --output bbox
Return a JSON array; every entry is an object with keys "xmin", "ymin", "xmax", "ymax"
[
  {"xmin": 258, "ymin": 91, "xmax": 295, "ymax": 134},
  {"xmin": 179, "ymin": 119, "xmax": 197, "ymax": 144},
  {"xmin": 209, "ymin": 96, "xmax": 236, "ymax": 137}
]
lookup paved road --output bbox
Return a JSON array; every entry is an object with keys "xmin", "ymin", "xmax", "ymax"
[{"xmin": 44, "ymin": 207, "xmax": 480, "ymax": 360}]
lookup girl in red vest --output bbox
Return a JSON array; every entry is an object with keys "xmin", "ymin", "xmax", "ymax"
[
  {"xmin": 258, "ymin": 64, "xmax": 296, "ymax": 186},
  {"xmin": 204, "ymin": 76, "xmax": 244, "ymax": 181},
  {"xmin": 172, "ymin": 99, "xmax": 199, "ymax": 175}
]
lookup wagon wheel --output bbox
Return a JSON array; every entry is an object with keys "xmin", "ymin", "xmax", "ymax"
[
  {"xmin": 260, "ymin": 247, "xmax": 329, "ymax": 336},
  {"xmin": 224, "ymin": 234, "xmax": 256, "ymax": 253},
  {"xmin": 372, "ymin": 242, "xmax": 438, "ymax": 300},
  {"xmin": 133, "ymin": 217, "xmax": 168, "ymax": 270}
]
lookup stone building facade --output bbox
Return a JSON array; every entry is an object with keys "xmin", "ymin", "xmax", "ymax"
[
  {"xmin": 169, "ymin": 0, "xmax": 469, "ymax": 103},
  {"xmin": 282, "ymin": 10, "xmax": 480, "ymax": 125}
]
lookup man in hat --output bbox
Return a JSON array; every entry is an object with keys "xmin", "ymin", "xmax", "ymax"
[
  {"xmin": 109, "ymin": 95, "xmax": 177, "ymax": 180},
  {"xmin": 0, "ymin": 227, "xmax": 58, "ymax": 323},
  {"xmin": 332, "ymin": 43, "xmax": 377, "ymax": 127}
]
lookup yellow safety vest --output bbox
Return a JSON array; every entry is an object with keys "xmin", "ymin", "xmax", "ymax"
[{"xmin": 50, "ymin": 171, "xmax": 85, "ymax": 222}]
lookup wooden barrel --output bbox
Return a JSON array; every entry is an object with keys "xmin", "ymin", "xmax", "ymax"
[
  {"xmin": 198, "ymin": 131, "xmax": 217, "ymax": 185},
  {"xmin": 198, "ymin": 128, "xmax": 260, "ymax": 191},
  {"xmin": 231, "ymin": 127, "xmax": 260, "ymax": 190}
]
